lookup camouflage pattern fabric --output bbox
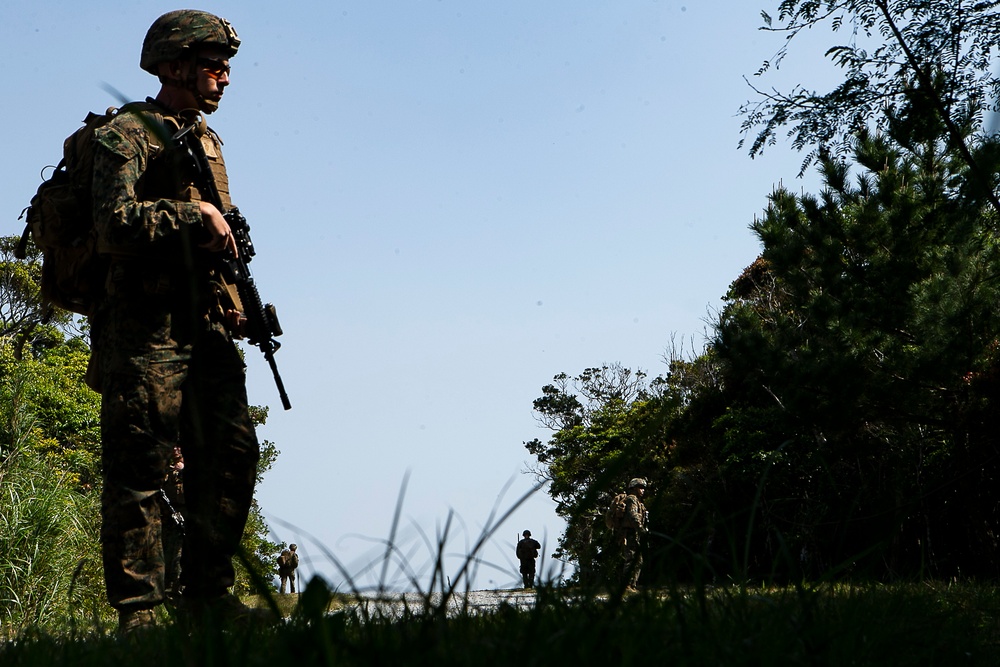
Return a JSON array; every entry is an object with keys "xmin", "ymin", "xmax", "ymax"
[
  {"xmin": 616, "ymin": 493, "xmax": 647, "ymax": 589},
  {"xmin": 92, "ymin": 105, "xmax": 220, "ymax": 258},
  {"xmin": 91, "ymin": 104, "xmax": 259, "ymax": 610},
  {"xmin": 622, "ymin": 494, "xmax": 646, "ymax": 533},
  {"xmin": 279, "ymin": 570, "xmax": 296, "ymax": 594},
  {"xmin": 141, "ymin": 10, "xmax": 240, "ymax": 75}
]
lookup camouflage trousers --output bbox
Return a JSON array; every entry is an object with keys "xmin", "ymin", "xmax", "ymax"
[
  {"xmin": 623, "ymin": 542, "xmax": 643, "ymax": 589},
  {"xmin": 95, "ymin": 284, "xmax": 259, "ymax": 610},
  {"xmin": 279, "ymin": 570, "xmax": 296, "ymax": 594},
  {"xmin": 616, "ymin": 530, "xmax": 643, "ymax": 590}
]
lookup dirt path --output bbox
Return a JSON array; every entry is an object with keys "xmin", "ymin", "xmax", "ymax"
[{"xmin": 350, "ymin": 589, "xmax": 538, "ymax": 618}]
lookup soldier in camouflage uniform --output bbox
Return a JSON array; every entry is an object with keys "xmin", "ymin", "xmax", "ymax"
[
  {"xmin": 90, "ymin": 9, "xmax": 270, "ymax": 633},
  {"xmin": 278, "ymin": 543, "xmax": 299, "ymax": 594},
  {"xmin": 616, "ymin": 478, "xmax": 648, "ymax": 591}
]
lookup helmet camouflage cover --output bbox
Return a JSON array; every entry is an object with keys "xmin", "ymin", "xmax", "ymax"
[
  {"xmin": 140, "ymin": 9, "xmax": 240, "ymax": 75},
  {"xmin": 627, "ymin": 477, "xmax": 647, "ymax": 490}
]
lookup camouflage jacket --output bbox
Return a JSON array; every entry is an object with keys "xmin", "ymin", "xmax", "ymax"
[
  {"xmin": 92, "ymin": 101, "xmax": 229, "ymax": 261},
  {"xmin": 278, "ymin": 550, "xmax": 299, "ymax": 572},
  {"xmin": 621, "ymin": 494, "xmax": 647, "ymax": 533}
]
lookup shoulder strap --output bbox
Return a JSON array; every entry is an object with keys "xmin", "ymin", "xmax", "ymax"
[{"xmin": 114, "ymin": 100, "xmax": 174, "ymax": 143}]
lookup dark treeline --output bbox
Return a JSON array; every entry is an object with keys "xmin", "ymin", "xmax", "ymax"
[{"xmin": 526, "ymin": 1, "xmax": 1000, "ymax": 585}]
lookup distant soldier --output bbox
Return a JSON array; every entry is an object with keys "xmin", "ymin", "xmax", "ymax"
[
  {"xmin": 515, "ymin": 530, "xmax": 541, "ymax": 588},
  {"xmin": 606, "ymin": 478, "xmax": 648, "ymax": 591},
  {"xmin": 570, "ymin": 513, "xmax": 597, "ymax": 586},
  {"xmin": 278, "ymin": 544, "xmax": 299, "ymax": 594}
]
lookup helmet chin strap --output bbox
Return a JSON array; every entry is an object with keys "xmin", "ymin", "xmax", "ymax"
[{"xmin": 180, "ymin": 54, "xmax": 218, "ymax": 114}]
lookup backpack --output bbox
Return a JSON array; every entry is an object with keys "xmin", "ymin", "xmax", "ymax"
[
  {"xmin": 516, "ymin": 539, "xmax": 538, "ymax": 560},
  {"xmin": 604, "ymin": 492, "xmax": 630, "ymax": 530},
  {"xmin": 278, "ymin": 549, "xmax": 291, "ymax": 568},
  {"xmin": 16, "ymin": 104, "xmax": 160, "ymax": 316}
]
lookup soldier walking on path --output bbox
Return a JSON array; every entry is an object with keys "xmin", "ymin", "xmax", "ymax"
[
  {"xmin": 607, "ymin": 478, "xmax": 649, "ymax": 591},
  {"xmin": 516, "ymin": 530, "xmax": 541, "ymax": 588}
]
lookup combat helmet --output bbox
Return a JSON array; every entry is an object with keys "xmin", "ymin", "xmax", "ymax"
[
  {"xmin": 627, "ymin": 478, "xmax": 647, "ymax": 490},
  {"xmin": 140, "ymin": 10, "xmax": 240, "ymax": 75}
]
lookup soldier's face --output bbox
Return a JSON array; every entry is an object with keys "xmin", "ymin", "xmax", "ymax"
[{"xmin": 195, "ymin": 49, "xmax": 231, "ymax": 108}]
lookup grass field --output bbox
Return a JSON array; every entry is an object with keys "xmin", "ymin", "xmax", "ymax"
[{"xmin": 2, "ymin": 579, "xmax": 999, "ymax": 666}]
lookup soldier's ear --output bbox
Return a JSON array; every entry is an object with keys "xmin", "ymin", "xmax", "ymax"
[{"xmin": 157, "ymin": 59, "xmax": 189, "ymax": 83}]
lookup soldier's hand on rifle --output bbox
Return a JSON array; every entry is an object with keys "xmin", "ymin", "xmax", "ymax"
[
  {"xmin": 199, "ymin": 201, "xmax": 238, "ymax": 256},
  {"xmin": 226, "ymin": 309, "xmax": 247, "ymax": 339}
]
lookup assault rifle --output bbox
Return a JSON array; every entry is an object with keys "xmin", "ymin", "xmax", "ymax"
[{"xmin": 173, "ymin": 120, "xmax": 292, "ymax": 410}]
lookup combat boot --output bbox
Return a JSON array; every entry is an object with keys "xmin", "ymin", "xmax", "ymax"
[{"xmin": 118, "ymin": 607, "xmax": 157, "ymax": 635}]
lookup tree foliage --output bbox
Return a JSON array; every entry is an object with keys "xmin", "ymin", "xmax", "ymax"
[
  {"xmin": 0, "ymin": 341, "xmax": 106, "ymax": 636},
  {"xmin": 709, "ymin": 123, "xmax": 1000, "ymax": 577},
  {"xmin": 524, "ymin": 363, "xmax": 714, "ymax": 585},
  {"xmin": 527, "ymin": 2, "xmax": 1000, "ymax": 584},
  {"xmin": 741, "ymin": 1, "xmax": 1000, "ymax": 179},
  {"xmin": 234, "ymin": 404, "xmax": 284, "ymax": 595},
  {"xmin": 0, "ymin": 236, "xmax": 76, "ymax": 360}
]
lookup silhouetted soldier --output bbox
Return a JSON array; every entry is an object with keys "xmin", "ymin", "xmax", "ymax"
[{"xmin": 516, "ymin": 530, "xmax": 541, "ymax": 588}]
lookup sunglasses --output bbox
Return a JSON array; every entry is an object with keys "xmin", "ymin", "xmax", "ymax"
[{"xmin": 197, "ymin": 57, "xmax": 231, "ymax": 80}]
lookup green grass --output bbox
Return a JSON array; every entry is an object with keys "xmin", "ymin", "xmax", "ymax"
[
  {"xmin": 2, "ymin": 580, "xmax": 999, "ymax": 666},
  {"xmin": 4, "ymin": 474, "xmax": 1000, "ymax": 665}
]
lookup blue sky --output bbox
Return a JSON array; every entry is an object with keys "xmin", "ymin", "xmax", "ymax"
[{"xmin": 2, "ymin": 1, "xmax": 838, "ymax": 591}]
